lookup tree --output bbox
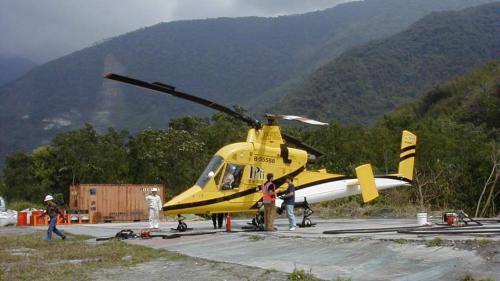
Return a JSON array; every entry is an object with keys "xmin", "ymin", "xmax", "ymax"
[
  {"xmin": 30, "ymin": 146, "xmax": 59, "ymax": 200},
  {"xmin": 3, "ymin": 152, "xmax": 36, "ymax": 201},
  {"xmin": 94, "ymin": 128, "xmax": 130, "ymax": 183},
  {"xmin": 52, "ymin": 124, "xmax": 100, "ymax": 185},
  {"xmin": 128, "ymin": 128, "xmax": 205, "ymax": 195},
  {"xmin": 475, "ymin": 154, "xmax": 500, "ymax": 217},
  {"xmin": 411, "ymin": 118, "xmax": 495, "ymax": 210},
  {"xmin": 0, "ymin": 176, "xmax": 5, "ymax": 197}
]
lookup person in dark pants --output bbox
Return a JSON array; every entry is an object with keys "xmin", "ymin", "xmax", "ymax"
[
  {"xmin": 44, "ymin": 195, "xmax": 66, "ymax": 240},
  {"xmin": 284, "ymin": 177, "xmax": 296, "ymax": 231},
  {"xmin": 212, "ymin": 213, "xmax": 225, "ymax": 229}
]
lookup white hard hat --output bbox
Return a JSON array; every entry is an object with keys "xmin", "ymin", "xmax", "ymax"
[
  {"xmin": 151, "ymin": 187, "xmax": 159, "ymax": 192},
  {"xmin": 44, "ymin": 195, "xmax": 54, "ymax": 202}
]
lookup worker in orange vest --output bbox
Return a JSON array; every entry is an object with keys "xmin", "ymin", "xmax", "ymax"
[{"xmin": 262, "ymin": 173, "xmax": 277, "ymax": 231}]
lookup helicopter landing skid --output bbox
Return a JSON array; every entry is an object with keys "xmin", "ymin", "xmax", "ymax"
[
  {"xmin": 245, "ymin": 212, "xmax": 265, "ymax": 231},
  {"xmin": 173, "ymin": 215, "xmax": 188, "ymax": 232},
  {"xmin": 170, "ymin": 227, "xmax": 193, "ymax": 232},
  {"xmin": 297, "ymin": 198, "xmax": 315, "ymax": 228},
  {"xmin": 242, "ymin": 225, "xmax": 263, "ymax": 231}
]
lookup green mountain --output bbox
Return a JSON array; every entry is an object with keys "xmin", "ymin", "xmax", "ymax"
[
  {"xmin": 278, "ymin": 2, "xmax": 500, "ymax": 124},
  {"xmin": 391, "ymin": 60, "xmax": 500, "ymax": 131},
  {"xmin": 0, "ymin": 0, "xmax": 495, "ymax": 166}
]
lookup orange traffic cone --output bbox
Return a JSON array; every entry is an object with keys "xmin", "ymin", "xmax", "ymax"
[{"xmin": 225, "ymin": 214, "xmax": 232, "ymax": 232}]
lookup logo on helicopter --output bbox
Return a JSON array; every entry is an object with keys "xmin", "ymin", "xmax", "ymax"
[{"xmin": 250, "ymin": 166, "xmax": 266, "ymax": 180}]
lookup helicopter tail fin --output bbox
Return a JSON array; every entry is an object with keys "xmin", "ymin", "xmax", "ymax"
[
  {"xmin": 397, "ymin": 130, "xmax": 417, "ymax": 181},
  {"xmin": 355, "ymin": 164, "xmax": 379, "ymax": 203}
]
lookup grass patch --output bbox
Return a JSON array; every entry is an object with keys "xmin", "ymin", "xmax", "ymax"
[
  {"xmin": 425, "ymin": 237, "xmax": 445, "ymax": 247},
  {"xmin": 338, "ymin": 237, "xmax": 360, "ymax": 243},
  {"xmin": 0, "ymin": 232, "xmax": 182, "ymax": 281},
  {"xmin": 249, "ymin": 234, "xmax": 265, "ymax": 242},
  {"xmin": 462, "ymin": 273, "xmax": 494, "ymax": 281},
  {"xmin": 257, "ymin": 268, "xmax": 278, "ymax": 280},
  {"xmin": 463, "ymin": 239, "xmax": 494, "ymax": 248},
  {"xmin": 287, "ymin": 268, "xmax": 323, "ymax": 281},
  {"xmin": 394, "ymin": 239, "xmax": 410, "ymax": 245}
]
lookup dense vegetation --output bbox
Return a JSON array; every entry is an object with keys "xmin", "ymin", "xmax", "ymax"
[
  {"xmin": 278, "ymin": 2, "xmax": 500, "ymax": 124},
  {"xmin": 1, "ymin": 61, "xmax": 499, "ymax": 215},
  {"xmin": 0, "ymin": 113, "xmax": 246, "ymax": 202},
  {"xmin": 0, "ymin": 0, "xmax": 494, "ymax": 167}
]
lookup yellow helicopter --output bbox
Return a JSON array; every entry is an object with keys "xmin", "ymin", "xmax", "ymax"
[{"xmin": 105, "ymin": 73, "xmax": 417, "ymax": 231}]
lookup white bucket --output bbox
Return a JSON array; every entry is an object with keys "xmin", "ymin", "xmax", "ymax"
[{"xmin": 417, "ymin": 213, "xmax": 427, "ymax": 225}]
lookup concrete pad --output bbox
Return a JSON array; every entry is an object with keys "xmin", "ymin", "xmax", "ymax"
[{"xmin": 25, "ymin": 218, "xmax": 500, "ymax": 280}]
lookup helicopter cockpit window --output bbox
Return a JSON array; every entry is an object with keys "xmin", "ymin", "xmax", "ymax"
[
  {"xmin": 196, "ymin": 155, "xmax": 224, "ymax": 189},
  {"xmin": 221, "ymin": 164, "xmax": 244, "ymax": 190}
]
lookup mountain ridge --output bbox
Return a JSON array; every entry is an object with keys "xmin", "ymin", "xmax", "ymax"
[{"xmin": 276, "ymin": 2, "xmax": 500, "ymax": 124}]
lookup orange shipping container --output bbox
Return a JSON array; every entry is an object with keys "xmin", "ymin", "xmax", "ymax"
[{"xmin": 69, "ymin": 184, "xmax": 165, "ymax": 223}]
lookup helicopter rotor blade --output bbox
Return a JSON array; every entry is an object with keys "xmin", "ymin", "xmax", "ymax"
[
  {"xmin": 105, "ymin": 73, "xmax": 260, "ymax": 128},
  {"xmin": 105, "ymin": 73, "xmax": 324, "ymax": 156},
  {"xmin": 266, "ymin": 113, "xmax": 326, "ymax": 156},
  {"xmin": 266, "ymin": 114, "xmax": 328, "ymax": 125},
  {"xmin": 282, "ymin": 132, "xmax": 324, "ymax": 157}
]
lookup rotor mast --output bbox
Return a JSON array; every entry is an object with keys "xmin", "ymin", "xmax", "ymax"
[{"xmin": 245, "ymin": 126, "xmax": 285, "ymax": 148}]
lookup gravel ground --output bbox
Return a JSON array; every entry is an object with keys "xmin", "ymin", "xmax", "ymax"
[{"xmin": 93, "ymin": 257, "xmax": 288, "ymax": 281}]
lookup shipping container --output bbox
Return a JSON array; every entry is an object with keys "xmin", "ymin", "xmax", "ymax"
[{"xmin": 69, "ymin": 184, "xmax": 165, "ymax": 223}]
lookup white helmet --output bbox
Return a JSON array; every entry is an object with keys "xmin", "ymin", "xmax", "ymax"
[
  {"xmin": 44, "ymin": 195, "xmax": 54, "ymax": 202},
  {"xmin": 151, "ymin": 187, "xmax": 159, "ymax": 192}
]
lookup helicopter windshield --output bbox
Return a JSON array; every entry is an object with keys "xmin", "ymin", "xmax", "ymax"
[{"xmin": 196, "ymin": 155, "xmax": 224, "ymax": 189}]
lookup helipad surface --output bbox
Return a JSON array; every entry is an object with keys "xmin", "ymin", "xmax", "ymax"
[{"xmin": 26, "ymin": 217, "xmax": 500, "ymax": 280}]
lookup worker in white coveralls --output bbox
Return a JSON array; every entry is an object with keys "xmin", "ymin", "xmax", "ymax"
[{"xmin": 145, "ymin": 187, "xmax": 162, "ymax": 229}]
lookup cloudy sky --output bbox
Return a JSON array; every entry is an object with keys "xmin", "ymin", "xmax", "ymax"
[{"xmin": 0, "ymin": 0, "xmax": 351, "ymax": 63}]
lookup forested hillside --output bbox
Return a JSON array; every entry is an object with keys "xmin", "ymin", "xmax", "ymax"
[
  {"xmin": 391, "ymin": 61, "xmax": 500, "ymax": 132},
  {"xmin": 278, "ymin": 2, "xmax": 500, "ymax": 124},
  {"xmin": 0, "ymin": 0, "xmax": 494, "ymax": 166}
]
